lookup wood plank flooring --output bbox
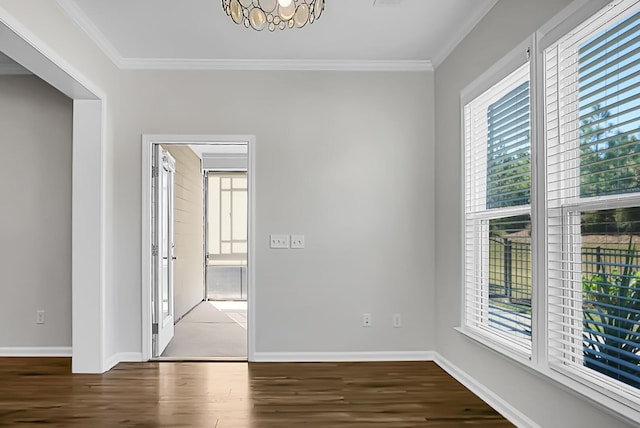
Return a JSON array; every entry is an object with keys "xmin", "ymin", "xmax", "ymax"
[{"xmin": 0, "ymin": 358, "xmax": 513, "ymax": 427}]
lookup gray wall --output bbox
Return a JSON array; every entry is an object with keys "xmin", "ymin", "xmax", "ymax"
[
  {"xmin": 0, "ymin": 75, "xmax": 72, "ymax": 349},
  {"xmin": 163, "ymin": 145, "xmax": 205, "ymax": 321},
  {"xmin": 116, "ymin": 70, "xmax": 436, "ymax": 355},
  {"xmin": 434, "ymin": 1, "xmax": 636, "ymax": 427}
]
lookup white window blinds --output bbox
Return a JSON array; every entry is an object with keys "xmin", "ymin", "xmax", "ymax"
[
  {"xmin": 545, "ymin": 0, "xmax": 640, "ymax": 398},
  {"xmin": 464, "ymin": 61, "xmax": 533, "ymax": 354}
]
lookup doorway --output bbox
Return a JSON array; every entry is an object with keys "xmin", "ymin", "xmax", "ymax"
[
  {"xmin": 141, "ymin": 136, "xmax": 255, "ymax": 362},
  {"xmin": 1, "ymin": 16, "xmax": 106, "ymax": 373}
]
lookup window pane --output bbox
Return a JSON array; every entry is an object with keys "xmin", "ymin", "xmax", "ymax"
[
  {"xmin": 207, "ymin": 176, "xmax": 221, "ymax": 255},
  {"xmin": 221, "ymin": 190, "xmax": 231, "ymax": 241},
  {"xmin": 579, "ymin": 10, "xmax": 640, "ymax": 198},
  {"xmin": 233, "ymin": 176, "xmax": 248, "ymax": 190},
  {"xmin": 465, "ymin": 61, "xmax": 530, "ymax": 215},
  {"xmin": 488, "ymin": 215, "xmax": 532, "ymax": 340},
  {"xmin": 233, "ymin": 242, "xmax": 247, "ymax": 253},
  {"xmin": 487, "ymin": 81, "xmax": 531, "ymax": 209},
  {"xmin": 581, "ymin": 208, "xmax": 640, "ymax": 388},
  {"xmin": 232, "ymin": 190, "xmax": 248, "ymax": 241}
]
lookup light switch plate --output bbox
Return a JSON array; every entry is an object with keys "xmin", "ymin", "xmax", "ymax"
[
  {"xmin": 270, "ymin": 234, "xmax": 290, "ymax": 249},
  {"xmin": 291, "ymin": 235, "xmax": 305, "ymax": 249}
]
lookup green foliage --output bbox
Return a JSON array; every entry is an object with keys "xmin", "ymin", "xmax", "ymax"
[
  {"xmin": 582, "ymin": 238, "xmax": 640, "ymax": 387},
  {"xmin": 582, "ymin": 207, "xmax": 640, "ymax": 234},
  {"xmin": 485, "ymin": 81, "xmax": 531, "ymax": 209},
  {"xmin": 580, "ymin": 105, "xmax": 640, "ymax": 198},
  {"xmin": 486, "ymin": 150, "xmax": 531, "ymax": 209}
]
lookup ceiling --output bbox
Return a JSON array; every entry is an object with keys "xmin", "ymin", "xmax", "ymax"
[{"xmin": 57, "ymin": 0, "xmax": 498, "ymax": 70}]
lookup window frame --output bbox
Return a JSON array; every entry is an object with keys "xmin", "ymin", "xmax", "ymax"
[
  {"xmin": 460, "ymin": 36, "xmax": 536, "ymax": 363},
  {"xmin": 459, "ymin": 0, "xmax": 640, "ymax": 422}
]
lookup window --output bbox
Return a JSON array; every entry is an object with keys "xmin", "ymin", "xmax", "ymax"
[
  {"xmin": 462, "ymin": 0, "xmax": 640, "ymax": 415},
  {"xmin": 463, "ymin": 59, "xmax": 533, "ymax": 355},
  {"xmin": 545, "ymin": 0, "xmax": 640, "ymax": 397},
  {"xmin": 207, "ymin": 172, "xmax": 248, "ymax": 264}
]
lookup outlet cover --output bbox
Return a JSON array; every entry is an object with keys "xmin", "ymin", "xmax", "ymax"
[
  {"xmin": 291, "ymin": 235, "xmax": 305, "ymax": 249},
  {"xmin": 393, "ymin": 313, "xmax": 402, "ymax": 328},
  {"xmin": 270, "ymin": 234, "xmax": 289, "ymax": 249},
  {"xmin": 36, "ymin": 310, "xmax": 45, "ymax": 324},
  {"xmin": 363, "ymin": 313, "xmax": 372, "ymax": 327}
]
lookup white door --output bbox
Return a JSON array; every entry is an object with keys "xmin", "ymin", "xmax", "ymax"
[{"xmin": 153, "ymin": 146, "xmax": 176, "ymax": 356}]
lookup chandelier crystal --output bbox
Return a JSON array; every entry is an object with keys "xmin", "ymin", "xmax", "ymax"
[{"xmin": 222, "ymin": 0, "xmax": 324, "ymax": 31}]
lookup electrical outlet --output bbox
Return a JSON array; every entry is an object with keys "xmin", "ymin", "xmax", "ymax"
[
  {"xmin": 269, "ymin": 234, "xmax": 290, "ymax": 249},
  {"xmin": 36, "ymin": 310, "xmax": 45, "ymax": 324},
  {"xmin": 290, "ymin": 235, "xmax": 305, "ymax": 249},
  {"xmin": 393, "ymin": 313, "xmax": 402, "ymax": 328},
  {"xmin": 363, "ymin": 313, "xmax": 372, "ymax": 327}
]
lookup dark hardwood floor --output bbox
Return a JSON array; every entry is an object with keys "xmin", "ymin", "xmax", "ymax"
[{"xmin": 0, "ymin": 358, "xmax": 512, "ymax": 427}]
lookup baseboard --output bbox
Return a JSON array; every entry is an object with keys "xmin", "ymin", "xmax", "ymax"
[
  {"xmin": 103, "ymin": 352, "xmax": 144, "ymax": 372},
  {"xmin": 253, "ymin": 351, "xmax": 435, "ymax": 362},
  {"xmin": 0, "ymin": 346, "xmax": 72, "ymax": 357},
  {"xmin": 433, "ymin": 352, "xmax": 539, "ymax": 428}
]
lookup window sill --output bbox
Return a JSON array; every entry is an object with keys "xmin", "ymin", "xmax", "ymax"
[{"xmin": 454, "ymin": 326, "xmax": 532, "ymax": 366}]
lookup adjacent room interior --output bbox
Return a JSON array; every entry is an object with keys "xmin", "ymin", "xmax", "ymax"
[{"xmin": 151, "ymin": 142, "xmax": 249, "ymax": 360}]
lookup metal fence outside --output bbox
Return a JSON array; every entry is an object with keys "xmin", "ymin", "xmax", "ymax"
[{"xmin": 488, "ymin": 238, "xmax": 640, "ymax": 387}]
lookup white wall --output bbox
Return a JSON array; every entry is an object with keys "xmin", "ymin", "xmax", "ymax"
[
  {"xmin": 117, "ymin": 70, "xmax": 436, "ymax": 356},
  {"xmin": 0, "ymin": 75, "xmax": 72, "ymax": 350},
  {"xmin": 163, "ymin": 145, "xmax": 205, "ymax": 321},
  {"xmin": 434, "ymin": 0, "xmax": 636, "ymax": 426}
]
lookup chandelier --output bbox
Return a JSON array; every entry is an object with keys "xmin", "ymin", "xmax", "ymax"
[{"xmin": 222, "ymin": 0, "xmax": 325, "ymax": 31}]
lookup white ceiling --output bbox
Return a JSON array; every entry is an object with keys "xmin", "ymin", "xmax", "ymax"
[
  {"xmin": 189, "ymin": 143, "xmax": 248, "ymax": 158},
  {"xmin": 58, "ymin": 0, "xmax": 497, "ymax": 69}
]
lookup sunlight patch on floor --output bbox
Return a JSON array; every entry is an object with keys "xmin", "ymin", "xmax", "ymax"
[
  {"xmin": 209, "ymin": 300, "xmax": 247, "ymax": 329},
  {"xmin": 210, "ymin": 300, "xmax": 247, "ymax": 311}
]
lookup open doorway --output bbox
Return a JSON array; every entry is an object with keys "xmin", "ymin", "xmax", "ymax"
[
  {"xmin": 142, "ymin": 136, "xmax": 254, "ymax": 362},
  {"xmin": 1, "ymin": 17, "xmax": 106, "ymax": 373}
]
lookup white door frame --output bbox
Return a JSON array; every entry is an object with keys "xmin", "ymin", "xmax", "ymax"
[
  {"xmin": 141, "ymin": 135, "xmax": 256, "ymax": 362},
  {"xmin": 0, "ymin": 10, "xmax": 107, "ymax": 373}
]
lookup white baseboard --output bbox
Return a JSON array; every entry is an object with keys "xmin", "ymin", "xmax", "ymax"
[
  {"xmin": 103, "ymin": 352, "xmax": 144, "ymax": 371},
  {"xmin": 253, "ymin": 351, "xmax": 435, "ymax": 362},
  {"xmin": 433, "ymin": 352, "xmax": 539, "ymax": 428},
  {"xmin": 0, "ymin": 346, "xmax": 72, "ymax": 357}
]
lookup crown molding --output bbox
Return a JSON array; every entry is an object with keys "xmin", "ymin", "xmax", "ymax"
[
  {"xmin": 120, "ymin": 58, "xmax": 433, "ymax": 72},
  {"xmin": 432, "ymin": 0, "xmax": 499, "ymax": 69},
  {"xmin": 56, "ymin": 0, "xmax": 433, "ymax": 72},
  {"xmin": 56, "ymin": 0, "xmax": 124, "ymax": 68}
]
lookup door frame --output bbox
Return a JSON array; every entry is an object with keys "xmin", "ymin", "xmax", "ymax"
[
  {"xmin": 0, "ymin": 10, "xmax": 106, "ymax": 373},
  {"xmin": 141, "ymin": 135, "xmax": 256, "ymax": 361}
]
